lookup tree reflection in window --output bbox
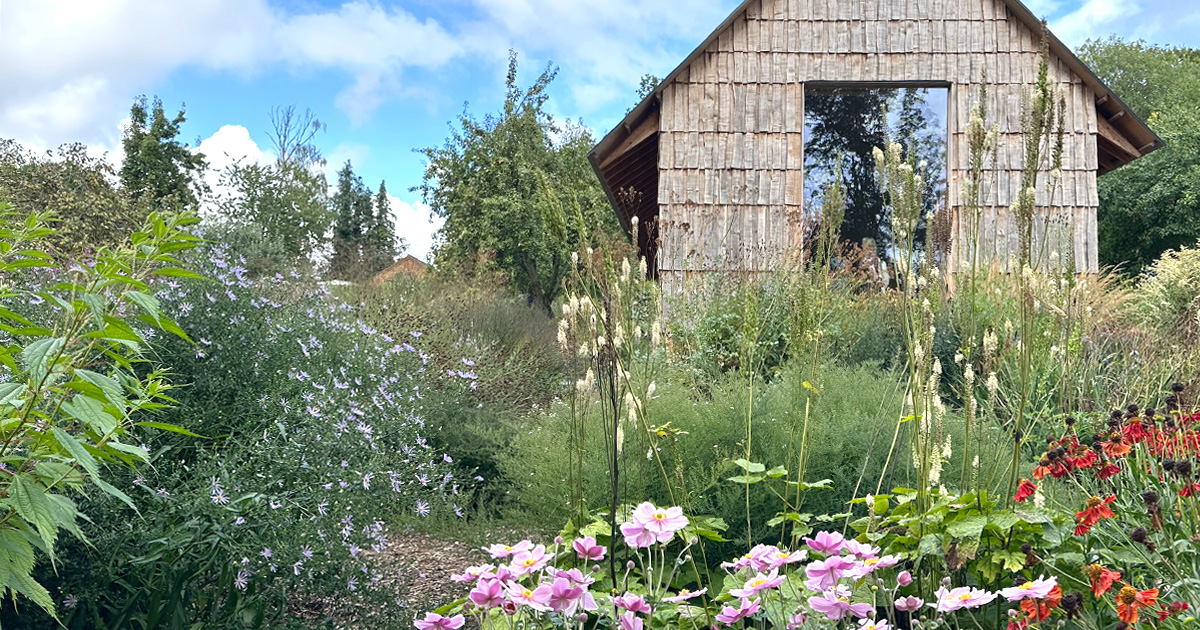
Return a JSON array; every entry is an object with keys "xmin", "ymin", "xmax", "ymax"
[{"xmin": 804, "ymin": 86, "xmax": 947, "ymax": 258}]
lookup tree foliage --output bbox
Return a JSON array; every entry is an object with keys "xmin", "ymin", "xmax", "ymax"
[
  {"xmin": 416, "ymin": 51, "xmax": 618, "ymax": 313},
  {"xmin": 216, "ymin": 106, "xmax": 332, "ymax": 270},
  {"xmin": 329, "ymin": 161, "xmax": 385, "ymax": 280},
  {"xmin": 119, "ymin": 96, "xmax": 207, "ymax": 210},
  {"xmin": 1079, "ymin": 38, "xmax": 1200, "ymax": 272},
  {"xmin": 364, "ymin": 181, "xmax": 402, "ymax": 273},
  {"xmin": 0, "ymin": 140, "xmax": 145, "ymax": 257}
]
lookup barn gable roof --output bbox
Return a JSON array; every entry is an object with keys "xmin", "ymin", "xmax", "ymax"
[{"xmin": 589, "ymin": 0, "xmax": 1162, "ymax": 232}]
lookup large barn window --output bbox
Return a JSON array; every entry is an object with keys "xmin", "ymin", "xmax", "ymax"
[{"xmin": 803, "ymin": 85, "xmax": 948, "ymax": 257}]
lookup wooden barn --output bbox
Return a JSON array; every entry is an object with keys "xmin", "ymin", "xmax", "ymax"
[{"xmin": 589, "ymin": 0, "xmax": 1161, "ymax": 289}]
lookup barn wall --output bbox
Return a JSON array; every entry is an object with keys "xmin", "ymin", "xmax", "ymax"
[{"xmin": 656, "ymin": 0, "xmax": 1100, "ymax": 292}]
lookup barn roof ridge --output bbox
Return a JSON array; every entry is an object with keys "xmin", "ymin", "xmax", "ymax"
[{"xmin": 589, "ymin": 0, "xmax": 1162, "ymax": 227}]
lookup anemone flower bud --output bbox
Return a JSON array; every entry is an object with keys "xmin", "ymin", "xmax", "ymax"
[{"xmin": 897, "ymin": 571, "xmax": 913, "ymax": 587}]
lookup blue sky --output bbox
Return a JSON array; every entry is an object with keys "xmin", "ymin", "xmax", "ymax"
[{"xmin": 2, "ymin": 0, "xmax": 1198, "ymax": 260}]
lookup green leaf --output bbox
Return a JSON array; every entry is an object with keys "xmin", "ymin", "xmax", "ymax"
[
  {"xmin": 7, "ymin": 475, "xmax": 59, "ymax": 560},
  {"xmin": 765, "ymin": 465, "xmax": 788, "ymax": 478},
  {"xmin": 78, "ymin": 292, "xmax": 106, "ymax": 328},
  {"xmin": 106, "ymin": 440, "xmax": 150, "ymax": 463},
  {"xmin": 152, "ymin": 267, "xmax": 206, "ymax": 280},
  {"xmin": 50, "ymin": 428, "xmax": 98, "ymax": 477},
  {"xmin": 92, "ymin": 476, "xmax": 137, "ymax": 512},
  {"xmin": 136, "ymin": 421, "xmax": 203, "ymax": 438},
  {"xmin": 20, "ymin": 337, "xmax": 65, "ymax": 382},
  {"xmin": 62, "ymin": 396, "xmax": 118, "ymax": 434},
  {"xmin": 0, "ymin": 382, "xmax": 27, "ymax": 407},
  {"xmin": 124, "ymin": 291, "xmax": 161, "ymax": 324},
  {"xmin": 74, "ymin": 369, "xmax": 125, "ymax": 410},
  {"xmin": 726, "ymin": 474, "xmax": 764, "ymax": 484},
  {"xmin": 732, "ymin": 459, "xmax": 766, "ymax": 473},
  {"xmin": 579, "ymin": 520, "xmax": 612, "ymax": 538},
  {"xmin": 917, "ymin": 533, "xmax": 942, "ymax": 557},
  {"xmin": 787, "ymin": 478, "xmax": 834, "ymax": 490},
  {"xmin": 946, "ymin": 514, "xmax": 987, "ymax": 540},
  {"xmin": 988, "ymin": 510, "xmax": 1022, "ymax": 531},
  {"xmin": 432, "ymin": 598, "xmax": 468, "ymax": 616},
  {"xmin": 993, "ymin": 549, "xmax": 1027, "ymax": 572}
]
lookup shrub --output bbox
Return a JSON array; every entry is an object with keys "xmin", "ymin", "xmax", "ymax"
[
  {"xmin": 1135, "ymin": 243, "xmax": 1200, "ymax": 340},
  {"xmin": 345, "ymin": 274, "xmax": 564, "ymax": 509},
  {"xmin": 0, "ymin": 208, "xmax": 201, "ymax": 621},
  {"xmin": 12, "ymin": 244, "xmax": 470, "ymax": 628}
]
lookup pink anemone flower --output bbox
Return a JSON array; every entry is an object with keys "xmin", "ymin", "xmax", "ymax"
[
  {"xmin": 619, "ymin": 521, "xmax": 657, "ymax": 548},
  {"xmin": 414, "ymin": 613, "xmax": 465, "ymax": 630},
  {"xmin": 572, "ymin": 536, "xmax": 607, "ymax": 561},
  {"xmin": 805, "ymin": 531, "xmax": 847, "ymax": 555},
  {"xmin": 715, "ymin": 598, "xmax": 761, "ymax": 625},
  {"xmin": 730, "ymin": 570, "xmax": 786, "ymax": 598},
  {"xmin": 842, "ymin": 539, "xmax": 880, "ymax": 559},
  {"xmin": 664, "ymin": 588, "xmax": 708, "ymax": 603},
  {"xmin": 894, "ymin": 596, "xmax": 924, "ymax": 613},
  {"xmin": 483, "ymin": 540, "xmax": 533, "ymax": 559},
  {"xmin": 452, "ymin": 564, "xmax": 495, "ymax": 583},
  {"xmin": 618, "ymin": 611, "xmax": 644, "ymax": 630},
  {"xmin": 613, "ymin": 593, "xmax": 653, "ymax": 614},
  {"xmin": 807, "ymin": 586, "xmax": 874, "ymax": 621},
  {"xmin": 469, "ymin": 578, "xmax": 505, "ymax": 609},
  {"xmin": 545, "ymin": 577, "xmax": 597, "ymax": 615},
  {"xmin": 509, "ymin": 545, "xmax": 550, "ymax": 576},
  {"xmin": 804, "ymin": 555, "xmax": 857, "ymax": 591},
  {"xmin": 505, "ymin": 582, "xmax": 552, "ymax": 611},
  {"xmin": 630, "ymin": 502, "xmax": 689, "ymax": 540},
  {"xmin": 999, "ymin": 576, "xmax": 1058, "ymax": 602},
  {"xmin": 931, "ymin": 586, "xmax": 997, "ymax": 612}
]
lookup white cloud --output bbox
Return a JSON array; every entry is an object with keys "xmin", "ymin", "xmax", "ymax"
[
  {"xmin": 0, "ymin": 0, "xmax": 740, "ymax": 154},
  {"xmin": 195, "ymin": 124, "xmax": 268, "ymax": 196},
  {"xmin": 1050, "ymin": 0, "xmax": 1139, "ymax": 47},
  {"xmin": 390, "ymin": 196, "xmax": 442, "ymax": 263},
  {"xmin": 0, "ymin": 1, "xmax": 462, "ymax": 152}
]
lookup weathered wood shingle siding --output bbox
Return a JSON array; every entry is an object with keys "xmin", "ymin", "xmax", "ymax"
[{"xmin": 656, "ymin": 0, "xmax": 1102, "ymax": 291}]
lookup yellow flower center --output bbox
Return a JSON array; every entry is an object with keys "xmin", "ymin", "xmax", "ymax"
[
  {"xmin": 958, "ymin": 593, "xmax": 973, "ymax": 601},
  {"xmin": 864, "ymin": 558, "xmax": 879, "ymax": 566},
  {"xmin": 654, "ymin": 512, "xmax": 666, "ymax": 521},
  {"xmin": 1019, "ymin": 582, "xmax": 1034, "ymax": 590},
  {"xmin": 522, "ymin": 559, "xmax": 535, "ymax": 567},
  {"xmin": 750, "ymin": 578, "xmax": 766, "ymax": 588},
  {"xmin": 1086, "ymin": 496, "xmax": 1103, "ymax": 509},
  {"xmin": 1118, "ymin": 585, "xmax": 1138, "ymax": 605}
]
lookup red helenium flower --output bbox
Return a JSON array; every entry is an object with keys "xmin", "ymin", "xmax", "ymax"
[
  {"xmin": 1015, "ymin": 479, "xmax": 1037, "ymax": 503},
  {"xmin": 1020, "ymin": 585, "xmax": 1062, "ymax": 622},
  {"xmin": 1096, "ymin": 462, "xmax": 1122, "ymax": 480},
  {"xmin": 1086, "ymin": 564, "xmax": 1121, "ymax": 598},
  {"xmin": 1116, "ymin": 585, "xmax": 1158, "ymax": 624},
  {"xmin": 1074, "ymin": 496, "xmax": 1116, "ymax": 536}
]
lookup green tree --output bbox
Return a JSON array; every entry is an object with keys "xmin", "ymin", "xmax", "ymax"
[
  {"xmin": 416, "ymin": 51, "xmax": 618, "ymax": 313},
  {"xmin": 0, "ymin": 140, "xmax": 145, "ymax": 257},
  {"xmin": 329, "ymin": 161, "xmax": 374, "ymax": 279},
  {"xmin": 363, "ymin": 181, "xmax": 402, "ymax": 273},
  {"xmin": 1079, "ymin": 38, "xmax": 1200, "ymax": 272},
  {"xmin": 119, "ymin": 96, "xmax": 207, "ymax": 209},
  {"xmin": 217, "ymin": 106, "xmax": 331, "ymax": 271}
]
